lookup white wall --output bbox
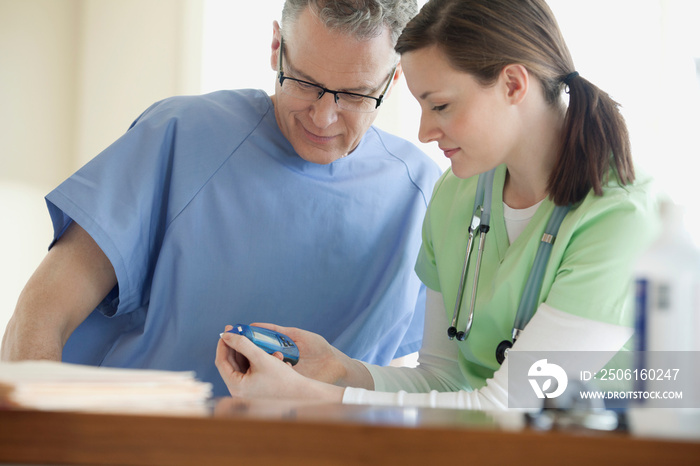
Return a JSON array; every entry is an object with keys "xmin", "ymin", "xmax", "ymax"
[
  {"xmin": 75, "ymin": 0, "xmax": 203, "ymax": 166},
  {"xmin": 0, "ymin": 0, "xmax": 203, "ymax": 336},
  {"xmin": 1, "ymin": 0, "xmax": 80, "ymax": 336},
  {"xmin": 0, "ymin": 0, "xmax": 79, "ymax": 188}
]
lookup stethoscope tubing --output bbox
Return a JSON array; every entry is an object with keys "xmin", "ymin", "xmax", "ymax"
[
  {"xmin": 513, "ymin": 204, "xmax": 571, "ymax": 332},
  {"xmin": 465, "ymin": 229, "xmax": 486, "ymax": 338},
  {"xmin": 448, "ymin": 169, "xmax": 494, "ymax": 341},
  {"xmin": 448, "ymin": 167, "xmax": 571, "ymax": 363}
]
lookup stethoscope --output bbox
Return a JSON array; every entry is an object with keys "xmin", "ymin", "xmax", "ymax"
[{"xmin": 447, "ymin": 167, "xmax": 571, "ymax": 364}]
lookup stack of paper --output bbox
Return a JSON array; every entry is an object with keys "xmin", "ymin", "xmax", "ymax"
[{"xmin": 0, "ymin": 360, "xmax": 213, "ymax": 415}]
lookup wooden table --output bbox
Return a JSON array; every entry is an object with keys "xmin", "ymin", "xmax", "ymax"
[{"xmin": 1, "ymin": 399, "xmax": 699, "ymax": 465}]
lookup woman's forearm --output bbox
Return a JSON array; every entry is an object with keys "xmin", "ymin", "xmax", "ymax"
[{"xmin": 333, "ymin": 347, "xmax": 375, "ymax": 389}]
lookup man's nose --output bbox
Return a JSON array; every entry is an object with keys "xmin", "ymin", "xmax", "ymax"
[{"xmin": 309, "ymin": 92, "xmax": 339, "ymax": 129}]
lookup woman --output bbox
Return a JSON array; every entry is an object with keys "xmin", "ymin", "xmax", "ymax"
[{"xmin": 215, "ymin": 0, "xmax": 659, "ymax": 410}]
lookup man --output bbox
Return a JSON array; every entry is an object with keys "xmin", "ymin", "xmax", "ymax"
[{"xmin": 2, "ymin": 0, "xmax": 440, "ymax": 396}]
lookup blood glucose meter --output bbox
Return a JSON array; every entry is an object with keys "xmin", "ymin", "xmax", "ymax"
[{"xmin": 225, "ymin": 324, "xmax": 300, "ymax": 366}]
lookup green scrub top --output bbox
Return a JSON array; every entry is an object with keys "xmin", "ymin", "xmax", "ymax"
[{"xmin": 415, "ymin": 164, "xmax": 660, "ymax": 390}]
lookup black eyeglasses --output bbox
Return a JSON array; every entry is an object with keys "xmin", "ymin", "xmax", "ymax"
[{"xmin": 277, "ymin": 38, "xmax": 396, "ymax": 113}]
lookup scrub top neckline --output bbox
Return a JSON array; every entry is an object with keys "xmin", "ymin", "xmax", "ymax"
[
  {"xmin": 263, "ymin": 92, "xmax": 368, "ymax": 175},
  {"xmin": 491, "ymin": 165, "xmax": 554, "ymax": 262}
]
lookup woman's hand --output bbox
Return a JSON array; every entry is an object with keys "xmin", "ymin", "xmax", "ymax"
[
  {"xmin": 251, "ymin": 323, "xmax": 374, "ymax": 389},
  {"xmin": 215, "ymin": 325, "xmax": 345, "ymax": 402}
]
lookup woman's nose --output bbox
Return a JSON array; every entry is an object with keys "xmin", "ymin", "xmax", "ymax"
[{"xmin": 418, "ymin": 113, "xmax": 441, "ymax": 144}]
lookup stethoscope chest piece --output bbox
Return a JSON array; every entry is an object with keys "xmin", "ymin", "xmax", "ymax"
[{"xmin": 495, "ymin": 340, "xmax": 512, "ymax": 364}]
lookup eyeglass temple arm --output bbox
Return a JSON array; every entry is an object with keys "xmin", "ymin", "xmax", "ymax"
[
  {"xmin": 375, "ymin": 65, "xmax": 398, "ymax": 108},
  {"xmin": 277, "ymin": 37, "xmax": 285, "ymax": 83}
]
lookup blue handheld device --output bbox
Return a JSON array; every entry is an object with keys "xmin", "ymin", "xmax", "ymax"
[{"xmin": 226, "ymin": 324, "xmax": 300, "ymax": 366}]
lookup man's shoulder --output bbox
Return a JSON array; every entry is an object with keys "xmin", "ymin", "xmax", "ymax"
[
  {"xmin": 365, "ymin": 126, "xmax": 425, "ymax": 159},
  {"xmin": 364, "ymin": 126, "xmax": 442, "ymax": 188},
  {"xmin": 133, "ymin": 89, "xmax": 272, "ymax": 130}
]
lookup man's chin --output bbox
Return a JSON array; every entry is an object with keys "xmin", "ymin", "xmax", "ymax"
[{"xmin": 295, "ymin": 147, "xmax": 348, "ymax": 165}]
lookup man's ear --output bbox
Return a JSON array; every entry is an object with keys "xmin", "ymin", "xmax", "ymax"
[
  {"xmin": 270, "ymin": 20, "xmax": 282, "ymax": 72},
  {"xmin": 383, "ymin": 61, "xmax": 402, "ymax": 99},
  {"xmin": 501, "ymin": 64, "xmax": 529, "ymax": 105}
]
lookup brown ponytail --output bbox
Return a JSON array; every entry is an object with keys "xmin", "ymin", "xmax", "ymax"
[
  {"xmin": 396, "ymin": 0, "xmax": 635, "ymax": 205},
  {"xmin": 550, "ymin": 73, "xmax": 634, "ymax": 205}
]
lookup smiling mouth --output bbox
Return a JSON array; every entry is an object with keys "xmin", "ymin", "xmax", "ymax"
[
  {"xmin": 302, "ymin": 126, "xmax": 337, "ymax": 144},
  {"xmin": 441, "ymin": 147, "xmax": 460, "ymax": 158}
]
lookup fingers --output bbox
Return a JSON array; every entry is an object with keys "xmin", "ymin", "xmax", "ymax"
[
  {"xmin": 220, "ymin": 331, "xmax": 268, "ymax": 367},
  {"xmin": 215, "ymin": 336, "xmax": 240, "ymax": 373},
  {"xmin": 233, "ymin": 347, "xmax": 250, "ymax": 373},
  {"xmin": 216, "ymin": 331, "xmax": 254, "ymax": 374},
  {"xmin": 218, "ymin": 325, "xmax": 292, "ymax": 373}
]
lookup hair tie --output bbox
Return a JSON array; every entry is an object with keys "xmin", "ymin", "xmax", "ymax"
[{"xmin": 563, "ymin": 71, "xmax": 579, "ymax": 86}]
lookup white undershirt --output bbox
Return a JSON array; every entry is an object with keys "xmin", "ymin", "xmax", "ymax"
[{"xmin": 503, "ymin": 199, "xmax": 544, "ymax": 244}]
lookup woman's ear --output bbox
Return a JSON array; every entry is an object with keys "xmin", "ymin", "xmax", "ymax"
[{"xmin": 501, "ymin": 64, "xmax": 529, "ymax": 105}]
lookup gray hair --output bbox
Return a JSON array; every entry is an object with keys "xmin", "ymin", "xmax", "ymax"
[{"xmin": 281, "ymin": 0, "xmax": 417, "ymax": 46}]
